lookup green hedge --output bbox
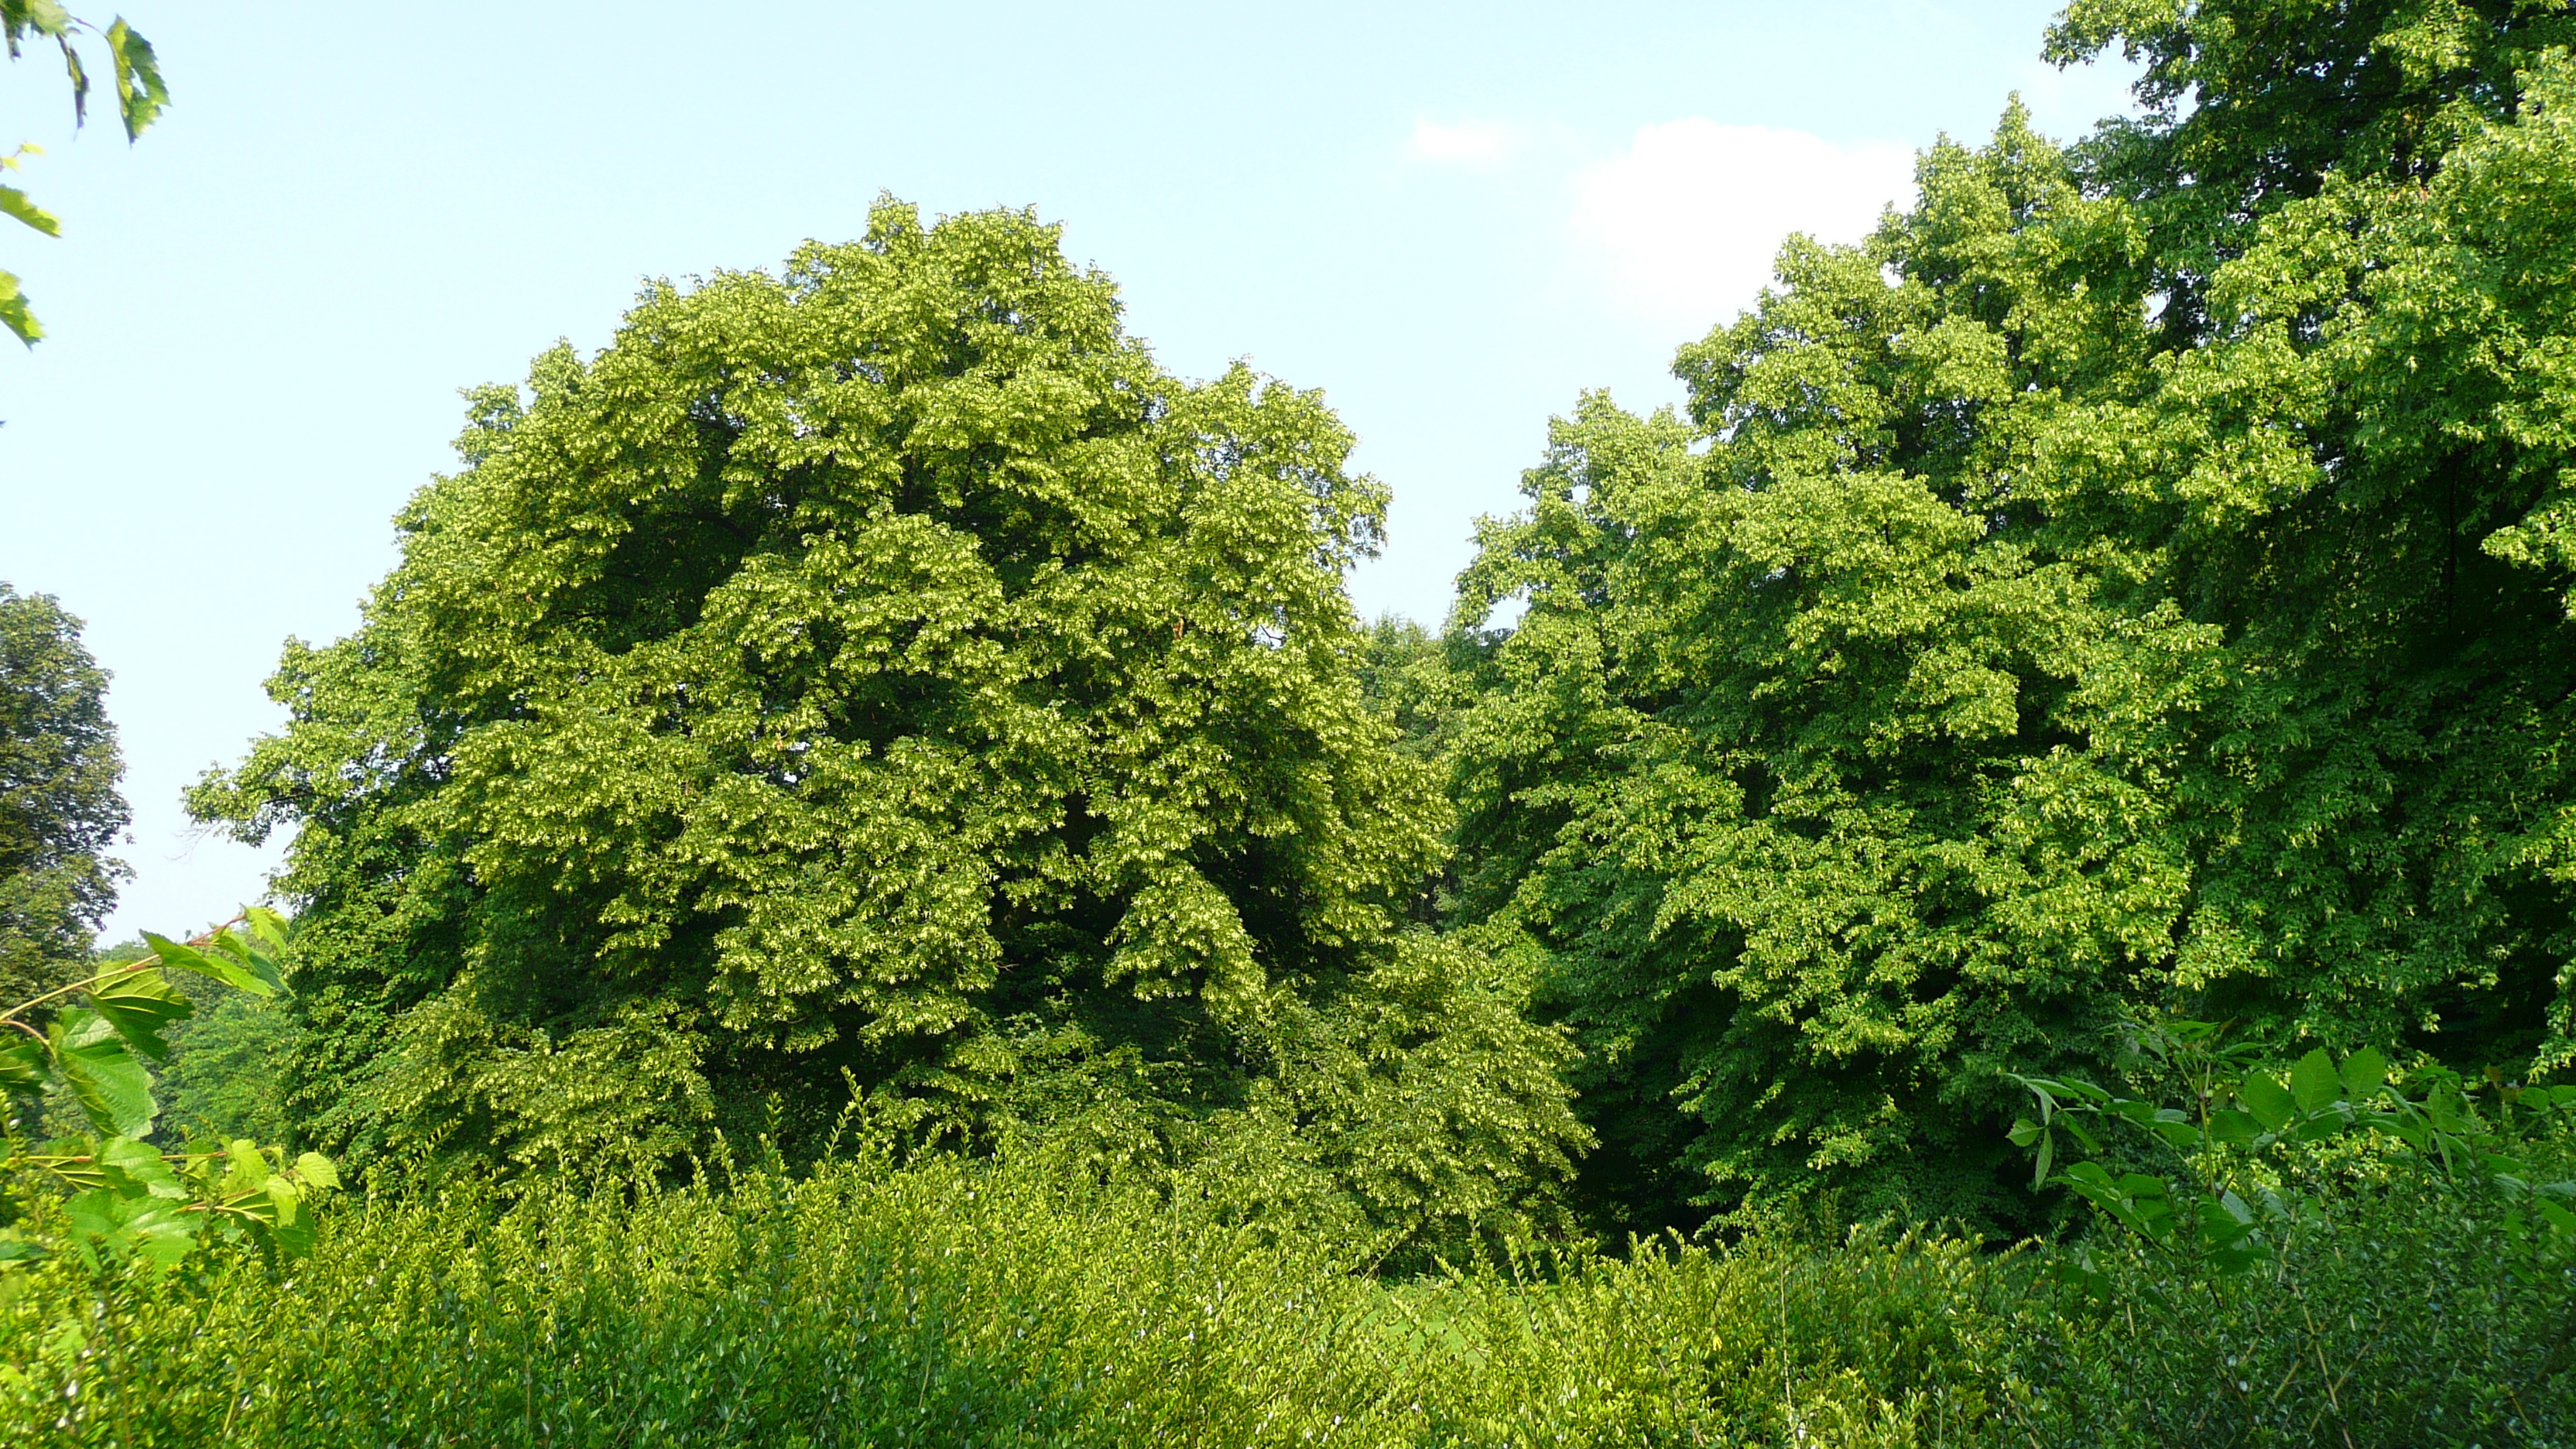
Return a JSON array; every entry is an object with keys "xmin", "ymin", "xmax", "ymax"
[{"xmin": 2, "ymin": 1145, "xmax": 2569, "ymax": 1447}]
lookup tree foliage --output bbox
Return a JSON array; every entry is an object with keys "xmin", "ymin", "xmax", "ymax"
[
  {"xmin": 0, "ymin": 584, "xmax": 126, "ymax": 1008},
  {"xmin": 194, "ymin": 200, "xmax": 1581, "ymax": 1254},
  {"xmin": 1447, "ymin": 2, "xmax": 2576, "ymax": 1231},
  {"xmin": 2, "ymin": 2, "xmax": 166, "ymax": 345}
]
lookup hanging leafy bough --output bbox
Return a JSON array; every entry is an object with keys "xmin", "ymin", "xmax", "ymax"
[
  {"xmin": 2010, "ymin": 1020, "xmax": 2576, "ymax": 1289},
  {"xmin": 0, "ymin": 909, "xmax": 336, "ymax": 1269},
  {"xmin": 1, "ymin": 2, "xmax": 168, "ymax": 345}
]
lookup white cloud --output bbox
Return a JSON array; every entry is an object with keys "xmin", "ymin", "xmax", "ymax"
[
  {"xmin": 1403, "ymin": 116, "xmax": 1525, "ymax": 170},
  {"xmin": 1569, "ymin": 120, "xmax": 1916, "ymax": 333}
]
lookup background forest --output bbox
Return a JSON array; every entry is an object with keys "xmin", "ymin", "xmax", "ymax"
[{"xmin": 6, "ymin": 1, "xmax": 2576, "ymax": 1444}]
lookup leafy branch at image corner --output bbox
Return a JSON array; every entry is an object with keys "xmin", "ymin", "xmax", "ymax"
[
  {"xmin": 2, "ymin": 2, "xmax": 166, "ymax": 345},
  {"xmin": 1, "ymin": 909, "xmax": 336, "ymax": 1271}
]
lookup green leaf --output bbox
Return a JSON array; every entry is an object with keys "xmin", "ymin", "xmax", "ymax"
[
  {"xmin": 57, "ymin": 33, "xmax": 88, "ymax": 129},
  {"xmin": 222, "ymin": 1138, "xmax": 270, "ymax": 1195},
  {"xmin": 103, "ymin": 19, "xmax": 168, "ymax": 142},
  {"xmin": 97, "ymin": 1136, "xmax": 187, "ymax": 1201},
  {"xmin": 143, "ymin": 930, "xmax": 269, "ymax": 994},
  {"xmin": 1, "ymin": 267, "xmax": 40, "ymax": 346},
  {"xmin": 0, "ymin": 1039, "xmax": 49, "ymax": 1096},
  {"xmin": 2008, "ymin": 1116, "xmax": 2043, "ymax": 1147},
  {"xmin": 90, "ymin": 966, "xmax": 191, "ymax": 1060},
  {"xmin": 15, "ymin": 1, "xmax": 77, "ymax": 38},
  {"xmin": 293, "ymin": 1151, "xmax": 339, "ymax": 1190},
  {"xmin": 2208, "ymin": 1108, "xmax": 2259, "ymax": 1145},
  {"xmin": 2339, "ymin": 1046, "xmax": 2389, "ymax": 1099},
  {"xmin": 205, "ymin": 930, "xmax": 285, "ymax": 993},
  {"xmin": 2240, "ymin": 1073, "xmax": 2297, "ymax": 1132},
  {"xmin": 0, "ymin": 181, "xmax": 60, "ymax": 238},
  {"xmin": 2149, "ymin": 1111, "xmax": 2201, "ymax": 1149},
  {"xmin": 63, "ymin": 1188, "xmax": 200, "ymax": 1269},
  {"xmin": 2290, "ymin": 1049, "xmax": 2341, "ymax": 1112},
  {"xmin": 244, "ymin": 906, "xmax": 293, "ymax": 952},
  {"xmin": 49, "ymin": 1009, "xmax": 153, "ymax": 1136},
  {"xmin": 2371, "ymin": 1111, "xmax": 2431, "ymax": 1151},
  {"xmin": 2060, "ymin": 1160, "xmax": 2116, "ymax": 1194}
]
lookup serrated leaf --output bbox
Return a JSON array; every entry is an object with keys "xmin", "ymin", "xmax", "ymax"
[
  {"xmin": 293, "ymin": 1151, "xmax": 339, "ymax": 1190},
  {"xmin": 50, "ymin": 1009, "xmax": 153, "ymax": 1136},
  {"xmin": 244, "ymin": 906, "xmax": 293, "ymax": 952},
  {"xmin": 2240, "ymin": 1073, "xmax": 2297, "ymax": 1132},
  {"xmin": 2, "ymin": 268, "xmax": 41, "ymax": 346},
  {"xmin": 104, "ymin": 19, "xmax": 167, "ymax": 142},
  {"xmin": 16, "ymin": 0, "xmax": 76, "ymax": 37},
  {"xmin": 63, "ymin": 1187, "xmax": 200, "ymax": 1268},
  {"xmin": 2150, "ymin": 1116, "xmax": 2202, "ymax": 1149},
  {"xmin": 98, "ymin": 1136, "xmax": 188, "ymax": 1201},
  {"xmin": 2290, "ymin": 1049, "xmax": 2341, "ymax": 1112},
  {"xmin": 2060, "ymin": 1160, "xmax": 2115, "ymax": 1190},
  {"xmin": 91, "ymin": 966, "xmax": 191, "ymax": 1060},
  {"xmin": 0, "ymin": 1039, "xmax": 49, "ymax": 1095},
  {"xmin": 206, "ymin": 930, "xmax": 285, "ymax": 993},
  {"xmin": 2340, "ymin": 1046, "xmax": 2389, "ymax": 1099},
  {"xmin": 2208, "ymin": 1108, "xmax": 2259, "ymax": 1145},
  {"xmin": 0, "ymin": 182, "xmax": 60, "ymax": 238},
  {"xmin": 143, "ymin": 930, "xmax": 267, "ymax": 993},
  {"xmin": 222, "ymin": 1138, "xmax": 270, "ymax": 1195}
]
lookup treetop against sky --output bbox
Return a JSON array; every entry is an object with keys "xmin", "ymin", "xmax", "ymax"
[{"xmin": 0, "ymin": 2, "xmax": 2133, "ymax": 941}]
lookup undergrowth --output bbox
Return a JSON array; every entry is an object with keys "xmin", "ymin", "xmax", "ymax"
[{"xmin": 2, "ymin": 1131, "xmax": 2568, "ymax": 1448}]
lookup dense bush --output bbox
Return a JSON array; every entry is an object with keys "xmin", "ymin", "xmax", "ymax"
[{"xmin": 1, "ymin": 1113, "xmax": 2567, "ymax": 1448}]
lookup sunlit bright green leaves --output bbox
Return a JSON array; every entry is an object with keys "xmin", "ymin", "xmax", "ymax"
[
  {"xmin": 87, "ymin": 964, "xmax": 189, "ymax": 1059},
  {"xmin": 1446, "ymin": 110, "xmax": 2200, "ymax": 1231},
  {"xmin": 194, "ymin": 200, "xmax": 1581, "ymax": 1254},
  {"xmin": 1450, "ymin": 8, "xmax": 2576, "ymax": 1237},
  {"xmin": 50, "ymin": 1005, "xmax": 152, "ymax": 1135}
]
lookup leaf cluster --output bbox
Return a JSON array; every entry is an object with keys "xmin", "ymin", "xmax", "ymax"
[
  {"xmin": 0, "ymin": 911, "xmax": 337, "ymax": 1270},
  {"xmin": 1, "ymin": 2, "xmax": 163, "ymax": 344}
]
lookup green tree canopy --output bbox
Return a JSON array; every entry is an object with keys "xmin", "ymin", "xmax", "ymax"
[
  {"xmin": 0, "ymin": 582, "xmax": 128, "ymax": 1005},
  {"xmin": 195, "ymin": 201, "xmax": 1581, "ymax": 1254},
  {"xmin": 1447, "ymin": 1, "xmax": 2576, "ymax": 1233}
]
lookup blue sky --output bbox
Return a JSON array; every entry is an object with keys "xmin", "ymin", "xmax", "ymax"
[{"xmin": 0, "ymin": 1, "xmax": 2137, "ymax": 941}]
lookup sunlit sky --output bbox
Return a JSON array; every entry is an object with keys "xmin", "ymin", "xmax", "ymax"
[{"xmin": 0, "ymin": 1, "xmax": 2138, "ymax": 942}]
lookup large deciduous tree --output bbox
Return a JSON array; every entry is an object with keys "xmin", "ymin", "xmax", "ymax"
[
  {"xmin": 194, "ymin": 202, "xmax": 1581, "ymax": 1254},
  {"xmin": 1449, "ymin": 0, "xmax": 2576, "ymax": 1232},
  {"xmin": 0, "ymin": 583, "xmax": 128, "ymax": 1005}
]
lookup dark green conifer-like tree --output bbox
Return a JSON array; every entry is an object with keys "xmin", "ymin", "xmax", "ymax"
[{"xmin": 0, "ymin": 584, "xmax": 127, "ymax": 1007}]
